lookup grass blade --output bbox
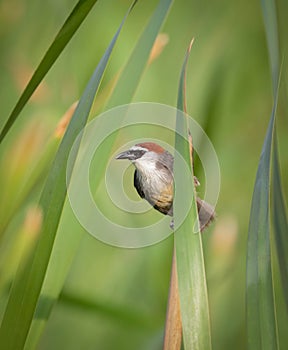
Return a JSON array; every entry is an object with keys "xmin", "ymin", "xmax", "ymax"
[
  {"xmin": 0, "ymin": 4, "xmax": 134, "ymax": 348},
  {"xmin": 23, "ymin": 204, "xmax": 83, "ymax": 350},
  {"xmin": 261, "ymin": 0, "xmax": 279, "ymax": 96},
  {"xmin": 2, "ymin": 0, "xmax": 173, "ymax": 347},
  {"xmin": 265, "ymin": 0, "xmax": 288, "ymax": 315},
  {"xmin": 174, "ymin": 41, "xmax": 212, "ymax": 350},
  {"xmin": 0, "ymin": 0, "xmax": 98, "ymax": 143},
  {"xmin": 92, "ymin": 0, "xmax": 173, "ymax": 194},
  {"xmin": 106, "ymin": 0, "xmax": 173, "ymax": 109},
  {"xmin": 246, "ymin": 0, "xmax": 281, "ymax": 348},
  {"xmin": 272, "ymin": 134, "xmax": 288, "ymax": 312},
  {"xmin": 246, "ymin": 108, "xmax": 278, "ymax": 350},
  {"xmin": 163, "ymin": 249, "xmax": 182, "ymax": 350}
]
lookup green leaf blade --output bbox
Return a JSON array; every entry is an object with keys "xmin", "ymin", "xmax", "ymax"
[
  {"xmin": 92, "ymin": 0, "xmax": 174, "ymax": 195},
  {"xmin": 261, "ymin": 0, "xmax": 280, "ymax": 97},
  {"xmin": 272, "ymin": 132, "xmax": 288, "ymax": 312},
  {"xmin": 0, "ymin": 5, "xmax": 132, "ymax": 348},
  {"xmin": 174, "ymin": 43, "xmax": 212, "ymax": 350},
  {"xmin": 106, "ymin": 0, "xmax": 173, "ymax": 109},
  {"xmin": 0, "ymin": 0, "xmax": 98, "ymax": 143},
  {"xmin": 246, "ymin": 108, "xmax": 278, "ymax": 350},
  {"xmin": 1, "ymin": 0, "xmax": 174, "ymax": 347},
  {"xmin": 246, "ymin": 0, "xmax": 282, "ymax": 348}
]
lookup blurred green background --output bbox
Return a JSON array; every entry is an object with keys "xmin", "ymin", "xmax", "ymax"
[{"xmin": 0, "ymin": 0, "xmax": 287, "ymax": 349}]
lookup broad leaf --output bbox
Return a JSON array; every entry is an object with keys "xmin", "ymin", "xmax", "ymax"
[
  {"xmin": 0, "ymin": 4, "xmax": 134, "ymax": 348},
  {"xmin": 174, "ymin": 41, "xmax": 212, "ymax": 350}
]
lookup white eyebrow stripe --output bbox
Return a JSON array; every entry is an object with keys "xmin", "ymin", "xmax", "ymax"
[{"xmin": 129, "ymin": 146, "xmax": 148, "ymax": 152}]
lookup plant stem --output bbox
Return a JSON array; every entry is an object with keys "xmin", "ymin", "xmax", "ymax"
[{"xmin": 163, "ymin": 248, "xmax": 182, "ymax": 350}]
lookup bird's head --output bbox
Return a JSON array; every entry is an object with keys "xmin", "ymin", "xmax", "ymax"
[
  {"xmin": 116, "ymin": 142, "xmax": 173, "ymax": 176},
  {"xmin": 116, "ymin": 142, "xmax": 166, "ymax": 162}
]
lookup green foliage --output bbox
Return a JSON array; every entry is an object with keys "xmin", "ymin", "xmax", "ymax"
[
  {"xmin": 246, "ymin": 0, "xmax": 288, "ymax": 349},
  {"xmin": 0, "ymin": 4, "xmax": 134, "ymax": 348},
  {"xmin": 246, "ymin": 104, "xmax": 279, "ymax": 350},
  {"xmin": 174, "ymin": 42, "xmax": 211, "ymax": 349},
  {"xmin": 0, "ymin": 0, "xmax": 287, "ymax": 349},
  {"xmin": 0, "ymin": 0, "xmax": 99, "ymax": 142}
]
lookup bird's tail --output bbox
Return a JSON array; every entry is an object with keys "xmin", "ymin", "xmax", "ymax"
[
  {"xmin": 169, "ymin": 198, "xmax": 215, "ymax": 232},
  {"xmin": 196, "ymin": 197, "xmax": 215, "ymax": 232}
]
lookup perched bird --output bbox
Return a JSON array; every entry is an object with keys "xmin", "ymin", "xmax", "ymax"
[{"xmin": 116, "ymin": 142, "xmax": 215, "ymax": 231}]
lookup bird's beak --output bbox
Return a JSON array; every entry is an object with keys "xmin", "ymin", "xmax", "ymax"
[{"xmin": 115, "ymin": 150, "xmax": 134, "ymax": 160}]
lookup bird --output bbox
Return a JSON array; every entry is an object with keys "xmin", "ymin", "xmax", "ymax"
[{"xmin": 116, "ymin": 142, "xmax": 215, "ymax": 231}]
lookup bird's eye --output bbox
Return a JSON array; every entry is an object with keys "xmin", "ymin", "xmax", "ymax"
[{"xmin": 133, "ymin": 150, "xmax": 146, "ymax": 159}]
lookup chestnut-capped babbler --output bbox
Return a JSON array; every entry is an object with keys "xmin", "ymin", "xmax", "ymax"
[{"xmin": 116, "ymin": 142, "xmax": 215, "ymax": 231}]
